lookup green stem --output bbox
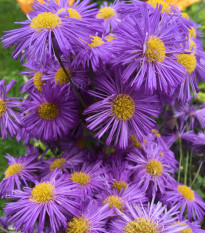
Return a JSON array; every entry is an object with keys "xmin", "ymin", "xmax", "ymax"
[
  {"xmin": 189, "ymin": 151, "xmax": 193, "ymax": 185},
  {"xmin": 178, "ymin": 138, "xmax": 183, "ymax": 182},
  {"xmin": 51, "ymin": 35, "xmax": 86, "ymax": 109},
  {"xmin": 191, "ymin": 160, "xmax": 203, "ymax": 186},
  {"xmin": 184, "ymin": 149, "xmax": 189, "ymax": 185}
]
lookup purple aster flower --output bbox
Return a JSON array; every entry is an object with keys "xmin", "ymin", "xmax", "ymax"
[
  {"xmin": 44, "ymin": 57, "xmax": 90, "ymax": 89},
  {"xmin": 99, "ymin": 184, "xmax": 147, "ymax": 213},
  {"xmin": 176, "ymin": 34, "xmax": 205, "ymax": 102},
  {"xmin": 0, "ymin": 79, "xmax": 21, "ymax": 140},
  {"xmin": 68, "ymin": 161, "xmax": 106, "ymax": 197},
  {"xmin": 127, "ymin": 144, "xmax": 177, "ymax": 195},
  {"xmin": 162, "ymin": 183, "xmax": 205, "ymax": 221},
  {"xmin": 96, "ymin": 1, "xmax": 125, "ymax": 33},
  {"xmin": 84, "ymin": 66, "xmax": 160, "ymax": 148},
  {"xmin": 113, "ymin": 4, "xmax": 186, "ymax": 94},
  {"xmin": 0, "ymin": 216, "xmax": 9, "ymax": 231},
  {"xmin": 22, "ymin": 83, "xmax": 80, "ymax": 142},
  {"xmin": 175, "ymin": 220, "xmax": 205, "ymax": 233},
  {"xmin": 1, "ymin": 0, "xmax": 97, "ymax": 63},
  {"xmin": 109, "ymin": 200, "xmax": 188, "ymax": 233},
  {"xmin": 72, "ymin": 34, "xmax": 115, "ymax": 72},
  {"xmin": 20, "ymin": 60, "xmax": 52, "ymax": 93},
  {"xmin": 41, "ymin": 148, "xmax": 84, "ymax": 179},
  {"xmin": 106, "ymin": 160, "xmax": 133, "ymax": 193},
  {"xmin": 66, "ymin": 200, "xmax": 113, "ymax": 233},
  {"xmin": 4, "ymin": 174, "xmax": 80, "ymax": 233},
  {"xmin": 0, "ymin": 152, "xmax": 41, "ymax": 198}
]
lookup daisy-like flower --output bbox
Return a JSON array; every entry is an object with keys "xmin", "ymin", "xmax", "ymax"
[
  {"xmin": 22, "ymin": 83, "xmax": 80, "ymax": 141},
  {"xmin": 162, "ymin": 183, "xmax": 205, "ymax": 221},
  {"xmin": 113, "ymin": 4, "xmax": 186, "ymax": 94},
  {"xmin": 0, "ymin": 79, "xmax": 21, "ymax": 140},
  {"xmin": 100, "ymin": 185, "xmax": 147, "ymax": 213},
  {"xmin": 45, "ymin": 58, "xmax": 90, "ymax": 89},
  {"xmin": 69, "ymin": 161, "xmax": 105, "ymax": 196},
  {"xmin": 176, "ymin": 33, "xmax": 205, "ymax": 102},
  {"xmin": 109, "ymin": 201, "xmax": 188, "ymax": 233},
  {"xmin": 72, "ymin": 34, "xmax": 115, "ymax": 71},
  {"xmin": 175, "ymin": 220, "xmax": 205, "ymax": 233},
  {"xmin": 41, "ymin": 148, "xmax": 84, "ymax": 179},
  {"xmin": 0, "ymin": 152, "xmax": 41, "ymax": 198},
  {"xmin": 84, "ymin": 66, "xmax": 160, "ymax": 148},
  {"xmin": 20, "ymin": 60, "xmax": 52, "ymax": 93},
  {"xmin": 1, "ymin": 0, "xmax": 96, "ymax": 62},
  {"xmin": 4, "ymin": 174, "xmax": 80, "ymax": 233},
  {"xmin": 66, "ymin": 200, "xmax": 113, "ymax": 233},
  {"xmin": 127, "ymin": 144, "xmax": 177, "ymax": 195},
  {"xmin": 106, "ymin": 160, "xmax": 133, "ymax": 193},
  {"xmin": 96, "ymin": 1, "xmax": 124, "ymax": 33}
]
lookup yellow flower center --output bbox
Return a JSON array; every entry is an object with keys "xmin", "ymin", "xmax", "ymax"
[
  {"xmin": 177, "ymin": 185, "xmax": 195, "ymax": 201},
  {"xmin": 113, "ymin": 181, "xmax": 128, "ymax": 193},
  {"xmin": 37, "ymin": 102, "xmax": 59, "ymax": 121},
  {"xmin": 97, "ymin": 7, "xmax": 116, "ymax": 19},
  {"xmin": 33, "ymin": 71, "xmax": 44, "ymax": 92},
  {"xmin": 105, "ymin": 35, "xmax": 115, "ymax": 42},
  {"xmin": 177, "ymin": 53, "xmax": 197, "ymax": 74},
  {"xmin": 189, "ymin": 27, "xmax": 197, "ymax": 39},
  {"xmin": 67, "ymin": 8, "xmax": 82, "ymax": 19},
  {"xmin": 145, "ymin": 36, "xmax": 166, "ymax": 63},
  {"xmin": 67, "ymin": 216, "xmax": 89, "ymax": 233},
  {"xmin": 88, "ymin": 36, "xmax": 104, "ymax": 48},
  {"xmin": 71, "ymin": 172, "xmax": 91, "ymax": 186},
  {"xmin": 189, "ymin": 40, "xmax": 196, "ymax": 53},
  {"xmin": 181, "ymin": 12, "xmax": 189, "ymax": 19},
  {"xmin": 130, "ymin": 135, "xmax": 142, "ymax": 148},
  {"xmin": 31, "ymin": 182, "xmax": 55, "ymax": 203},
  {"xmin": 176, "ymin": 221, "xmax": 193, "ymax": 233},
  {"xmin": 5, "ymin": 164, "xmax": 24, "ymax": 177},
  {"xmin": 49, "ymin": 158, "xmax": 66, "ymax": 171},
  {"xmin": 146, "ymin": 159, "xmax": 163, "ymax": 176},
  {"xmin": 0, "ymin": 99, "xmax": 7, "ymax": 117},
  {"xmin": 112, "ymin": 94, "xmax": 135, "ymax": 121},
  {"xmin": 77, "ymin": 138, "xmax": 87, "ymax": 149},
  {"xmin": 147, "ymin": 0, "xmax": 171, "ymax": 13},
  {"xmin": 124, "ymin": 217, "xmax": 159, "ymax": 233},
  {"xmin": 55, "ymin": 67, "xmax": 71, "ymax": 85},
  {"xmin": 103, "ymin": 195, "xmax": 124, "ymax": 211},
  {"xmin": 30, "ymin": 12, "xmax": 61, "ymax": 30}
]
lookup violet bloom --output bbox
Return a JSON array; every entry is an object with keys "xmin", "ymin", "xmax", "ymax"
[
  {"xmin": 109, "ymin": 201, "xmax": 188, "ymax": 233},
  {"xmin": 66, "ymin": 200, "xmax": 113, "ymax": 233},
  {"xmin": 0, "ymin": 79, "xmax": 21, "ymax": 139},
  {"xmin": 22, "ymin": 83, "xmax": 80, "ymax": 142},
  {"xmin": 106, "ymin": 160, "xmax": 133, "ymax": 193},
  {"xmin": 72, "ymin": 34, "xmax": 115, "ymax": 72},
  {"xmin": 0, "ymin": 152, "xmax": 41, "ymax": 198},
  {"xmin": 1, "ymin": 0, "xmax": 96, "ymax": 62},
  {"xmin": 175, "ymin": 220, "xmax": 205, "ymax": 233},
  {"xmin": 84, "ymin": 67, "xmax": 160, "ymax": 148},
  {"xmin": 4, "ymin": 174, "xmax": 80, "ymax": 233},
  {"xmin": 113, "ymin": 3, "xmax": 186, "ymax": 94},
  {"xmin": 127, "ymin": 144, "xmax": 177, "ymax": 195},
  {"xmin": 96, "ymin": 1, "xmax": 125, "ymax": 33},
  {"xmin": 41, "ymin": 148, "xmax": 84, "ymax": 179},
  {"xmin": 99, "ymin": 185, "xmax": 147, "ymax": 213},
  {"xmin": 69, "ymin": 161, "xmax": 106, "ymax": 197},
  {"xmin": 162, "ymin": 183, "xmax": 205, "ymax": 222}
]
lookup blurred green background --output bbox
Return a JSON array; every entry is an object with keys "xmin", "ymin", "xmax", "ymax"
[{"xmin": 0, "ymin": 0, "xmax": 205, "ymax": 217}]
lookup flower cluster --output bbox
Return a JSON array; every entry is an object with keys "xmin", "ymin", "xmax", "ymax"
[{"xmin": 1, "ymin": 0, "xmax": 205, "ymax": 232}]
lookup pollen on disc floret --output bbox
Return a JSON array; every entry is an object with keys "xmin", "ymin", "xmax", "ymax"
[
  {"xmin": 112, "ymin": 94, "xmax": 135, "ymax": 121},
  {"xmin": 30, "ymin": 12, "xmax": 62, "ymax": 30}
]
